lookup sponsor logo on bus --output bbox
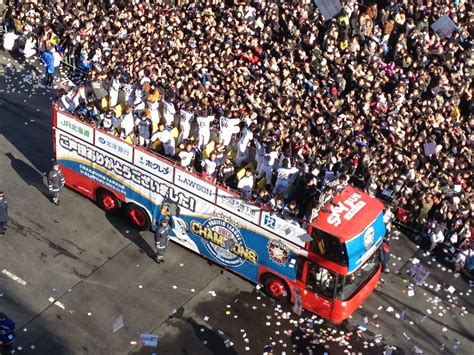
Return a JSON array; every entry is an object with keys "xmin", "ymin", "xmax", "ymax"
[
  {"xmin": 57, "ymin": 112, "xmax": 94, "ymax": 143},
  {"xmin": 191, "ymin": 214, "xmax": 257, "ymax": 266},
  {"xmin": 327, "ymin": 192, "xmax": 367, "ymax": 226},
  {"xmin": 174, "ymin": 169, "xmax": 216, "ymax": 202},
  {"xmin": 268, "ymin": 239, "xmax": 290, "ymax": 265},
  {"xmin": 134, "ymin": 149, "xmax": 173, "ymax": 182},
  {"xmin": 95, "ymin": 130, "xmax": 133, "ymax": 163}
]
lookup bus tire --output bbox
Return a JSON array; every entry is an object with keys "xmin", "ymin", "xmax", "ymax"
[
  {"xmin": 126, "ymin": 204, "xmax": 151, "ymax": 231},
  {"xmin": 96, "ymin": 189, "xmax": 121, "ymax": 213},
  {"xmin": 262, "ymin": 275, "xmax": 290, "ymax": 302}
]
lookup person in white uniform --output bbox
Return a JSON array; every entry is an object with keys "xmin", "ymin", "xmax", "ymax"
[
  {"xmin": 120, "ymin": 105, "xmax": 135, "ymax": 138},
  {"xmin": 237, "ymin": 168, "xmax": 255, "ymax": 199},
  {"xmin": 178, "ymin": 142, "xmax": 195, "ymax": 170},
  {"xmin": 162, "ymin": 98, "xmax": 176, "ymax": 127},
  {"xmin": 235, "ymin": 123, "xmax": 255, "ymax": 166},
  {"xmin": 152, "ymin": 123, "xmax": 176, "ymax": 157},
  {"xmin": 273, "ymin": 158, "xmax": 299, "ymax": 199},
  {"xmin": 218, "ymin": 115, "xmax": 240, "ymax": 146},
  {"xmin": 178, "ymin": 107, "xmax": 194, "ymax": 145},
  {"xmin": 201, "ymin": 151, "xmax": 218, "ymax": 182},
  {"xmin": 196, "ymin": 114, "xmax": 214, "ymax": 150},
  {"xmin": 256, "ymin": 142, "xmax": 280, "ymax": 186},
  {"xmin": 108, "ymin": 72, "xmax": 120, "ymax": 108}
]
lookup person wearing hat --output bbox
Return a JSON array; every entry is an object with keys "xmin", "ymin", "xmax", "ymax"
[
  {"xmin": 154, "ymin": 216, "xmax": 171, "ymax": 263},
  {"xmin": 47, "ymin": 163, "xmax": 66, "ymax": 205},
  {"xmin": 0, "ymin": 192, "xmax": 8, "ymax": 235},
  {"xmin": 0, "ymin": 312, "xmax": 15, "ymax": 351}
]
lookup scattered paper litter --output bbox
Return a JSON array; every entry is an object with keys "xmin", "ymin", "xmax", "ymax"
[
  {"xmin": 408, "ymin": 289, "xmax": 415, "ymax": 297},
  {"xmin": 446, "ymin": 286, "xmax": 456, "ymax": 294},
  {"xmin": 48, "ymin": 297, "xmax": 65, "ymax": 310},
  {"xmin": 140, "ymin": 333, "xmax": 159, "ymax": 347},
  {"xmin": 112, "ymin": 315, "xmax": 124, "ymax": 333}
]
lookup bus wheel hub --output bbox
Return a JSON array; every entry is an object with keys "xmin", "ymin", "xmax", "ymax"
[{"xmin": 269, "ymin": 281, "xmax": 285, "ymax": 297}]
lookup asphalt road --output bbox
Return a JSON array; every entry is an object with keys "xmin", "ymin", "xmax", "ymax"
[{"xmin": 0, "ymin": 49, "xmax": 473, "ymax": 355}]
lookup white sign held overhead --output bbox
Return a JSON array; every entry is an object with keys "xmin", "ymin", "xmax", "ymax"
[{"xmin": 315, "ymin": 0, "xmax": 342, "ymax": 20}]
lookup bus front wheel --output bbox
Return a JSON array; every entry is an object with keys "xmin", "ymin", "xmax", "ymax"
[
  {"xmin": 126, "ymin": 204, "xmax": 151, "ymax": 231},
  {"xmin": 96, "ymin": 189, "xmax": 120, "ymax": 213},
  {"xmin": 262, "ymin": 275, "xmax": 290, "ymax": 302}
]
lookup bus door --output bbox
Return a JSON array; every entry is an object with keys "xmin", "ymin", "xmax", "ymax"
[{"xmin": 294, "ymin": 259, "xmax": 336, "ymax": 320}]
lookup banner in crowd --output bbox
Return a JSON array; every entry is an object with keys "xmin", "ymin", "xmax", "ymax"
[{"xmin": 315, "ymin": 0, "xmax": 342, "ymax": 20}]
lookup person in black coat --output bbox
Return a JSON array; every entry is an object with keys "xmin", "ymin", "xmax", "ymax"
[
  {"xmin": 0, "ymin": 192, "xmax": 8, "ymax": 234},
  {"xmin": 154, "ymin": 216, "xmax": 171, "ymax": 263},
  {"xmin": 47, "ymin": 163, "xmax": 66, "ymax": 205},
  {"xmin": 0, "ymin": 312, "xmax": 15, "ymax": 351}
]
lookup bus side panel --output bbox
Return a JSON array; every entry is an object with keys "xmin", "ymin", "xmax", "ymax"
[
  {"xmin": 55, "ymin": 129, "xmax": 300, "ymax": 283},
  {"xmin": 55, "ymin": 130, "xmax": 165, "ymax": 223}
]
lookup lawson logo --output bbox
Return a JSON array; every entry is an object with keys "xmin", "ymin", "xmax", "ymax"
[{"xmin": 176, "ymin": 174, "xmax": 214, "ymax": 197}]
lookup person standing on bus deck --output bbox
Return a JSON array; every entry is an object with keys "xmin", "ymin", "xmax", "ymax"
[
  {"xmin": 235, "ymin": 123, "xmax": 255, "ymax": 167},
  {"xmin": 273, "ymin": 158, "xmax": 299, "ymax": 199},
  {"xmin": 135, "ymin": 111, "xmax": 152, "ymax": 148},
  {"xmin": 178, "ymin": 142, "xmax": 196, "ymax": 170},
  {"xmin": 48, "ymin": 163, "xmax": 65, "ymax": 205},
  {"xmin": 237, "ymin": 168, "xmax": 255, "ymax": 199},
  {"xmin": 201, "ymin": 151, "xmax": 218, "ymax": 182},
  {"xmin": 108, "ymin": 71, "xmax": 120, "ymax": 109},
  {"xmin": 151, "ymin": 123, "xmax": 176, "ymax": 157},
  {"xmin": 162, "ymin": 95, "xmax": 176, "ymax": 128},
  {"xmin": 196, "ymin": 113, "xmax": 214, "ymax": 151},
  {"xmin": 218, "ymin": 114, "xmax": 240, "ymax": 146},
  {"xmin": 147, "ymin": 88, "xmax": 160, "ymax": 126},
  {"xmin": 177, "ymin": 107, "xmax": 194, "ymax": 145},
  {"xmin": 0, "ymin": 312, "xmax": 16, "ymax": 352},
  {"xmin": 0, "ymin": 192, "xmax": 8, "ymax": 235},
  {"xmin": 154, "ymin": 216, "xmax": 171, "ymax": 263},
  {"xmin": 257, "ymin": 142, "xmax": 280, "ymax": 188}
]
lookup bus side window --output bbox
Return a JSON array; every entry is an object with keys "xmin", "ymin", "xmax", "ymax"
[
  {"xmin": 296, "ymin": 257, "xmax": 305, "ymax": 280},
  {"xmin": 306, "ymin": 262, "xmax": 336, "ymax": 298}
]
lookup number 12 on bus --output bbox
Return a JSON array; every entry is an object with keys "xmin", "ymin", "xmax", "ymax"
[{"xmin": 53, "ymin": 107, "xmax": 386, "ymax": 323}]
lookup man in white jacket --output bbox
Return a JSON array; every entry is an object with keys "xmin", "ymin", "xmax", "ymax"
[{"xmin": 152, "ymin": 123, "xmax": 176, "ymax": 157}]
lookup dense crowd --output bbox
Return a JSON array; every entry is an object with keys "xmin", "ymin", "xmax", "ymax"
[{"xmin": 4, "ymin": 1, "xmax": 473, "ymax": 267}]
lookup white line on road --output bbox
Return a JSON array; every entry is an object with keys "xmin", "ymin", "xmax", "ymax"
[{"xmin": 1, "ymin": 269, "xmax": 28, "ymax": 286}]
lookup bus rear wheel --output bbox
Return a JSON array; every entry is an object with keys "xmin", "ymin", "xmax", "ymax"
[
  {"xmin": 126, "ymin": 204, "xmax": 151, "ymax": 231},
  {"xmin": 96, "ymin": 189, "xmax": 120, "ymax": 213},
  {"xmin": 262, "ymin": 275, "xmax": 290, "ymax": 302}
]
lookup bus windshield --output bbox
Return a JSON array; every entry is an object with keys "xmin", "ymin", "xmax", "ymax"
[
  {"xmin": 335, "ymin": 251, "xmax": 379, "ymax": 300},
  {"xmin": 309, "ymin": 228, "xmax": 348, "ymax": 265}
]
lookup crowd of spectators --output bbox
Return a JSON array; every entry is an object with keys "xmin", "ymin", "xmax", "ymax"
[{"xmin": 3, "ymin": 0, "xmax": 473, "ymax": 269}]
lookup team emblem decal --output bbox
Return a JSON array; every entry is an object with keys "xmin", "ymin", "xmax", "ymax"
[{"xmin": 268, "ymin": 240, "xmax": 290, "ymax": 265}]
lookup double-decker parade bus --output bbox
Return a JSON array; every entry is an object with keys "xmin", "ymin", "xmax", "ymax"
[{"xmin": 52, "ymin": 106, "xmax": 386, "ymax": 323}]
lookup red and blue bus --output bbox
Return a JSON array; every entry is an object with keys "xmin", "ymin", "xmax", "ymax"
[{"xmin": 52, "ymin": 106, "xmax": 385, "ymax": 323}]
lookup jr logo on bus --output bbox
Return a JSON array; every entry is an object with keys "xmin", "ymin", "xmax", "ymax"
[{"xmin": 191, "ymin": 218, "xmax": 257, "ymax": 266}]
